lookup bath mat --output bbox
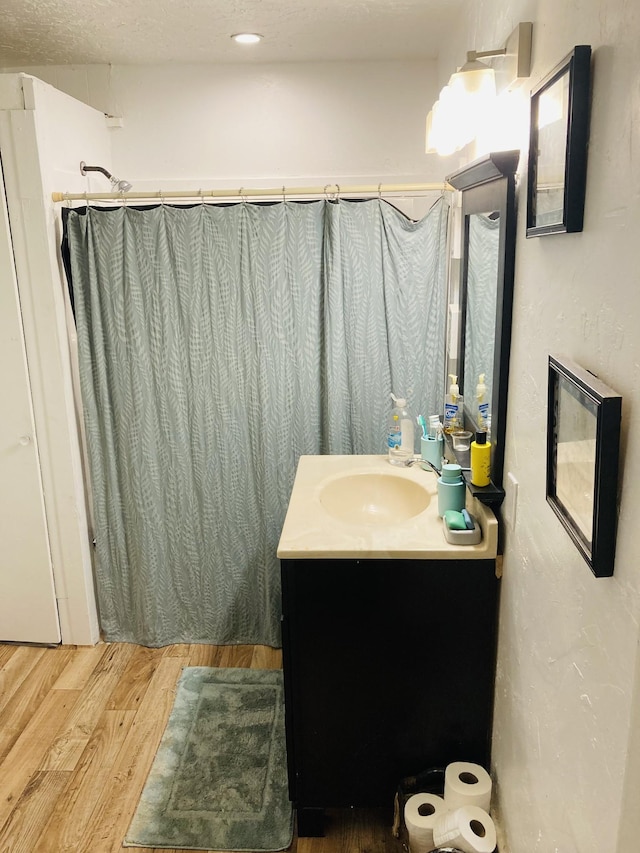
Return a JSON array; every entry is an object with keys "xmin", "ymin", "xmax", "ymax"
[{"xmin": 124, "ymin": 667, "xmax": 293, "ymax": 851}]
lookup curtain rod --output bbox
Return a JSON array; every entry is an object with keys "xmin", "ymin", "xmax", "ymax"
[{"xmin": 51, "ymin": 181, "xmax": 453, "ymax": 203}]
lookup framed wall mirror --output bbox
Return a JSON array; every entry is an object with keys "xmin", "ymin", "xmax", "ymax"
[
  {"xmin": 446, "ymin": 150, "xmax": 519, "ymax": 503},
  {"xmin": 546, "ymin": 355, "xmax": 621, "ymax": 578},
  {"xmin": 526, "ymin": 45, "xmax": 592, "ymax": 237}
]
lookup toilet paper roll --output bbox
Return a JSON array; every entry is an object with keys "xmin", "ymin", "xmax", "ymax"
[
  {"xmin": 444, "ymin": 761, "xmax": 492, "ymax": 811},
  {"xmin": 404, "ymin": 792, "xmax": 447, "ymax": 853},
  {"xmin": 433, "ymin": 805, "xmax": 497, "ymax": 853}
]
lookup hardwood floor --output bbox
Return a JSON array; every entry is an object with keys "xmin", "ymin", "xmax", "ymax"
[{"xmin": 0, "ymin": 642, "xmax": 404, "ymax": 853}]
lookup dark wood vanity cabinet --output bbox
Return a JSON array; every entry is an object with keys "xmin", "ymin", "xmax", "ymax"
[{"xmin": 280, "ymin": 557, "xmax": 499, "ymax": 836}]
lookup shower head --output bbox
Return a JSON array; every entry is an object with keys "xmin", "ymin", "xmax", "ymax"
[
  {"xmin": 80, "ymin": 161, "xmax": 132, "ymax": 193},
  {"xmin": 110, "ymin": 175, "xmax": 133, "ymax": 193}
]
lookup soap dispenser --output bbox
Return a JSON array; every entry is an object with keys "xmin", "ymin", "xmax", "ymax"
[
  {"xmin": 443, "ymin": 375, "xmax": 463, "ymax": 433},
  {"xmin": 437, "ymin": 463, "xmax": 466, "ymax": 517},
  {"xmin": 475, "ymin": 374, "xmax": 490, "ymax": 431}
]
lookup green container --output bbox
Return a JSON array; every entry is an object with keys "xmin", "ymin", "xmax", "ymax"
[{"xmin": 437, "ymin": 463, "xmax": 466, "ymax": 517}]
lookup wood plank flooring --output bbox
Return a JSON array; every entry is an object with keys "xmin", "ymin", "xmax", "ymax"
[{"xmin": 0, "ymin": 643, "xmax": 404, "ymax": 853}]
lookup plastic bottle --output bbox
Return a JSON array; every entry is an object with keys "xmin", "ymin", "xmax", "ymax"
[
  {"xmin": 437, "ymin": 463, "xmax": 466, "ymax": 517},
  {"xmin": 470, "ymin": 431, "xmax": 492, "ymax": 487},
  {"xmin": 476, "ymin": 374, "xmax": 490, "ymax": 431},
  {"xmin": 443, "ymin": 374, "xmax": 464, "ymax": 433},
  {"xmin": 387, "ymin": 393, "xmax": 415, "ymax": 465}
]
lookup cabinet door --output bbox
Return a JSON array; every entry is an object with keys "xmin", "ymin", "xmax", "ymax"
[
  {"xmin": 0, "ymin": 172, "xmax": 60, "ymax": 644},
  {"xmin": 282, "ymin": 558, "xmax": 498, "ymax": 809}
]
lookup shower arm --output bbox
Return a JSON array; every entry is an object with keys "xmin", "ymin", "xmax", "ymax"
[
  {"xmin": 80, "ymin": 161, "xmax": 114, "ymax": 180},
  {"xmin": 80, "ymin": 161, "xmax": 133, "ymax": 193}
]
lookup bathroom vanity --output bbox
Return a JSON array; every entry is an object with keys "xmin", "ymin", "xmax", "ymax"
[{"xmin": 277, "ymin": 455, "xmax": 499, "ymax": 836}]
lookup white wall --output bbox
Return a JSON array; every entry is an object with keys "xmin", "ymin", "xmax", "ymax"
[
  {"xmin": 0, "ymin": 74, "xmax": 111, "ymax": 643},
  {"xmin": 10, "ymin": 60, "xmax": 458, "ymax": 214},
  {"xmin": 443, "ymin": 3, "xmax": 640, "ymax": 852},
  {"xmin": 109, "ymin": 62, "xmax": 449, "ymax": 189},
  {"xmin": 4, "ymin": 6, "xmax": 640, "ymax": 847}
]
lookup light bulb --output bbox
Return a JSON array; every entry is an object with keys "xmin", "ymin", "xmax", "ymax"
[{"xmin": 231, "ymin": 33, "xmax": 263, "ymax": 44}]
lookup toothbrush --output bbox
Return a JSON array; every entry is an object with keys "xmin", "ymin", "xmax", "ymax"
[{"xmin": 416, "ymin": 414, "xmax": 427, "ymax": 439}]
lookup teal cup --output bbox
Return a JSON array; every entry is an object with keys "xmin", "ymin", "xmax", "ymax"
[{"xmin": 421, "ymin": 435, "xmax": 444, "ymax": 470}]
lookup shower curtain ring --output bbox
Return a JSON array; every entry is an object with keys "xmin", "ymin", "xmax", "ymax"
[
  {"xmin": 239, "ymin": 187, "xmax": 246, "ymax": 204},
  {"xmin": 378, "ymin": 183, "xmax": 383, "ymax": 199},
  {"xmin": 335, "ymin": 184, "xmax": 340, "ymax": 201},
  {"xmin": 199, "ymin": 188, "xmax": 205, "ymax": 205},
  {"xmin": 282, "ymin": 185, "xmax": 286, "ymax": 203},
  {"xmin": 323, "ymin": 184, "xmax": 331, "ymax": 201}
]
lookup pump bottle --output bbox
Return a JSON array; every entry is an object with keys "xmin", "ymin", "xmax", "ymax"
[
  {"xmin": 443, "ymin": 375, "xmax": 463, "ymax": 433},
  {"xmin": 470, "ymin": 431, "xmax": 492, "ymax": 487},
  {"xmin": 476, "ymin": 374, "xmax": 490, "ymax": 431}
]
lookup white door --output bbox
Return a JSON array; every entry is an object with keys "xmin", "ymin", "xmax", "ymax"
[{"xmin": 0, "ymin": 165, "xmax": 60, "ymax": 643}]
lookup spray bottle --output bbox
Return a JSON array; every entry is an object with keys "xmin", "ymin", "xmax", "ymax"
[{"xmin": 387, "ymin": 393, "xmax": 415, "ymax": 465}]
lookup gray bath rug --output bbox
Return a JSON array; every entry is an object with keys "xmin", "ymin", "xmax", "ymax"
[{"xmin": 124, "ymin": 666, "xmax": 293, "ymax": 851}]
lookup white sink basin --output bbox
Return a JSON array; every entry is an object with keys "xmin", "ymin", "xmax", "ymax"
[{"xmin": 319, "ymin": 472, "xmax": 431, "ymax": 525}]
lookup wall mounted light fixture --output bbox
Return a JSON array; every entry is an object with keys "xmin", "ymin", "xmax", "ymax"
[{"xmin": 426, "ymin": 22, "xmax": 533, "ymax": 156}]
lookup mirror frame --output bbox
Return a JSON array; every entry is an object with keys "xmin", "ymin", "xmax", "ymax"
[
  {"xmin": 526, "ymin": 45, "xmax": 592, "ymax": 237},
  {"xmin": 446, "ymin": 150, "xmax": 519, "ymax": 504},
  {"xmin": 546, "ymin": 355, "xmax": 621, "ymax": 578}
]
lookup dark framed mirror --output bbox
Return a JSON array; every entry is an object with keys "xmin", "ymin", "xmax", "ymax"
[
  {"xmin": 546, "ymin": 355, "xmax": 621, "ymax": 578},
  {"xmin": 446, "ymin": 150, "xmax": 519, "ymax": 505},
  {"xmin": 526, "ymin": 45, "xmax": 592, "ymax": 237}
]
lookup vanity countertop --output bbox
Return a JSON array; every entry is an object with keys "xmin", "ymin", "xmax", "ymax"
[{"xmin": 277, "ymin": 454, "xmax": 498, "ymax": 560}]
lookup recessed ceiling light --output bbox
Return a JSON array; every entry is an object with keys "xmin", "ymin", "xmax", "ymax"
[{"xmin": 231, "ymin": 33, "xmax": 263, "ymax": 45}]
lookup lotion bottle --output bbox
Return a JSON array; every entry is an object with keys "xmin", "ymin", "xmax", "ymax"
[
  {"xmin": 470, "ymin": 431, "xmax": 491, "ymax": 487},
  {"xmin": 443, "ymin": 374, "xmax": 463, "ymax": 433}
]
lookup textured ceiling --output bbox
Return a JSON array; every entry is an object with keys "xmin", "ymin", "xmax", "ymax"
[{"xmin": 0, "ymin": 0, "xmax": 463, "ymax": 65}]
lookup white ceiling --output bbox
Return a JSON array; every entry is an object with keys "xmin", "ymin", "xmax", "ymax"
[{"xmin": 0, "ymin": 0, "xmax": 463, "ymax": 66}]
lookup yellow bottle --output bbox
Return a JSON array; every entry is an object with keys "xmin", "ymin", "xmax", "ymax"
[{"xmin": 470, "ymin": 431, "xmax": 491, "ymax": 487}]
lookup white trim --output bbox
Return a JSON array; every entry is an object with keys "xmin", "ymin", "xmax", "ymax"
[{"xmin": 0, "ymin": 75, "xmax": 100, "ymax": 644}]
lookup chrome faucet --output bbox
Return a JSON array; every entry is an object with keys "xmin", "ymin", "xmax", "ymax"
[
  {"xmin": 403, "ymin": 455, "xmax": 442, "ymax": 475},
  {"xmin": 404, "ymin": 455, "xmax": 470, "ymax": 476}
]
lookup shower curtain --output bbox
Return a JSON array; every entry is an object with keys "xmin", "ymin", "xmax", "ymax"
[
  {"xmin": 465, "ymin": 213, "xmax": 500, "ymax": 405},
  {"xmin": 65, "ymin": 197, "xmax": 448, "ymax": 647}
]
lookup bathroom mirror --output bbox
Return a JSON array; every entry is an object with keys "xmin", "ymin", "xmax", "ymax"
[
  {"xmin": 446, "ymin": 150, "xmax": 519, "ymax": 502},
  {"xmin": 546, "ymin": 355, "xmax": 621, "ymax": 578},
  {"xmin": 526, "ymin": 45, "xmax": 592, "ymax": 237}
]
